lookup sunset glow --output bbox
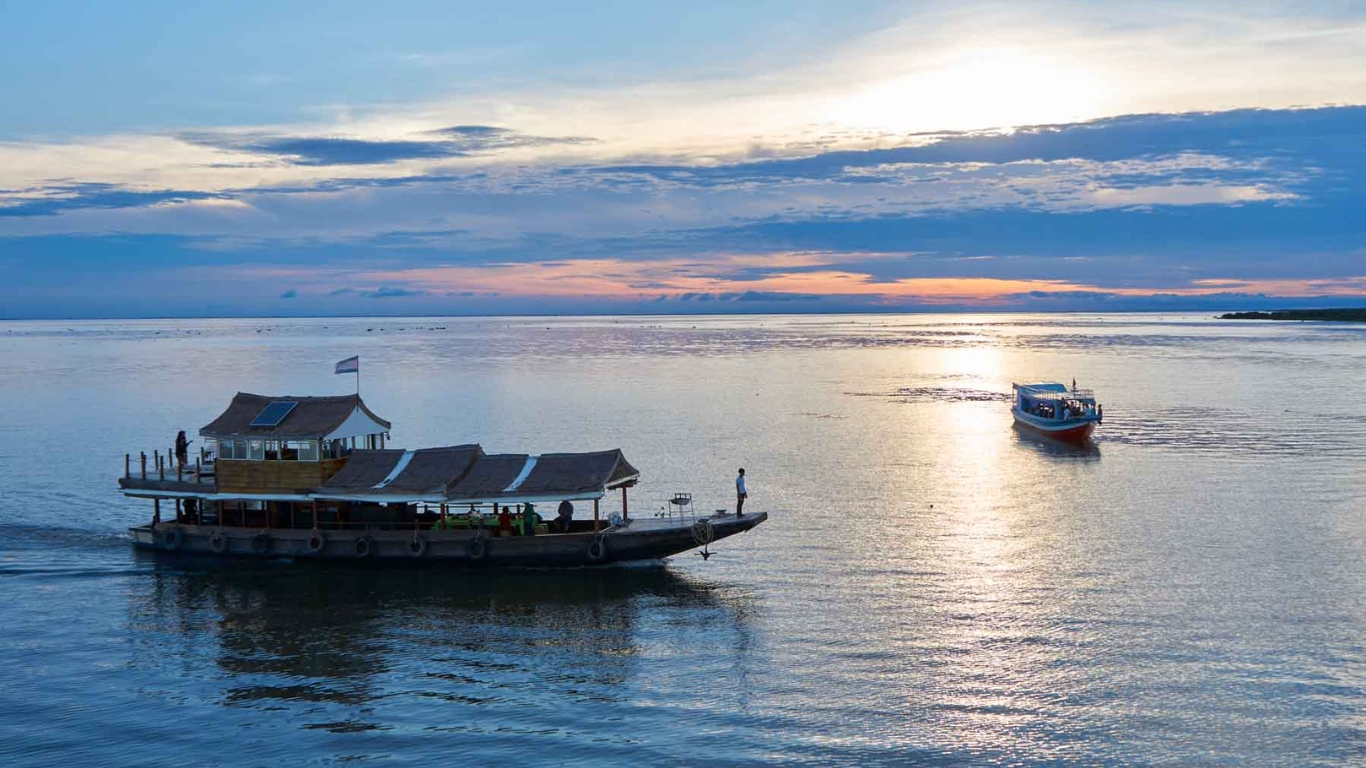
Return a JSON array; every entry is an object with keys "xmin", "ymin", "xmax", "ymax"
[{"xmin": 1, "ymin": 2, "xmax": 1364, "ymax": 317}]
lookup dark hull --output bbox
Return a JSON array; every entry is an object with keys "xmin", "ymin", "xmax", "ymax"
[
  {"xmin": 130, "ymin": 512, "xmax": 766, "ymax": 567},
  {"xmin": 1011, "ymin": 409, "xmax": 1097, "ymax": 443}
]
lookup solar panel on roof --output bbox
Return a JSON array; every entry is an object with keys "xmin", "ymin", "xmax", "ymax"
[{"xmin": 249, "ymin": 401, "xmax": 298, "ymax": 428}]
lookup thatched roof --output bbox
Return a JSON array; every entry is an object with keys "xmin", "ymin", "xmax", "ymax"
[
  {"xmin": 314, "ymin": 446, "xmax": 640, "ymax": 502},
  {"xmin": 200, "ymin": 392, "xmax": 391, "ymax": 439}
]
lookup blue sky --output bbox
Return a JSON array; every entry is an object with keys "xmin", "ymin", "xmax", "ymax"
[{"xmin": 1, "ymin": 0, "xmax": 1364, "ymax": 317}]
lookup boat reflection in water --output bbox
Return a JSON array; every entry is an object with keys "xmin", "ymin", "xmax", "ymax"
[
  {"xmin": 125, "ymin": 552, "xmax": 758, "ymax": 745},
  {"xmin": 1011, "ymin": 422, "xmax": 1102, "ymax": 460}
]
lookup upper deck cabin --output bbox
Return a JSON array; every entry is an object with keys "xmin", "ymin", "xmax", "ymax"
[
  {"xmin": 1012, "ymin": 382, "xmax": 1100, "ymax": 421},
  {"xmin": 200, "ymin": 392, "xmax": 391, "ymax": 493}
]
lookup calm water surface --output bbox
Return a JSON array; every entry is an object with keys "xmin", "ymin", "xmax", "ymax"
[{"xmin": 2, "ymin": 313, "xmax": 1365, "ymax": 766}]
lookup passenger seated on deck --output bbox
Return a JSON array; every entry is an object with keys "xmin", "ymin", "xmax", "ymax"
[
  {"xmin": 498, "ymin": 506, "xmax": 513, "ymax": 536},
  {"xmin": 521, "ymin": 502, "xmax": 539, "ymax": 537},
  {"xmin": 555, "ymin": 500, "xmax": 574, "ymax": 533}
]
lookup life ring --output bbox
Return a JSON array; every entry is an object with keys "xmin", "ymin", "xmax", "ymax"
[
  {"xmin": 307, "ymin": 531, "xmax": 326, "ymax": 554},
  {"xmin": 162, "ymin": 526, "xmax": 184, "ymax": 551},
  {"xmin": 208, "ymin": 532, "xmax": 228, "ymax": 554},
  {"xmin": 691, "ymin": 519, "xmax": 715, "ymax": 546},
  {"xmin": 251, "ymin": 532, "xmax": 272, "ymax": 555},
  {"xmin": 586, "ymin": 536, "xmax": 608, "ymax": 563},
  {"xmin": 354, "ymin": 536, "xmax": 376, "ymax": 558},
  {"xmin": 407, "ymin": 536, "xmax": 428, "ymax": 558},
  {"xmin": 467, "ymin": 535, "xmax": 488, "ymax": 561}
]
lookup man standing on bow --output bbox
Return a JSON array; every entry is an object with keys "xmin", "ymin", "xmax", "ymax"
[{"xmin": 735, "ymin": 468, "xmax": 748, "ymax": 517}]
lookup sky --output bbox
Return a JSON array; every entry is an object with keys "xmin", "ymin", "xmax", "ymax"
[{"xmin": 1, "ymin": 0, "xmax": 1365, "ymax": 318}]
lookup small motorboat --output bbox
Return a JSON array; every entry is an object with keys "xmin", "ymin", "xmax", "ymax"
[{"xmin": 1011, "ymin": 381, "xmax": 1102, "ymax": 443}]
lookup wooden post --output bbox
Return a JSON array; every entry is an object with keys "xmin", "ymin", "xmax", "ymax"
[
  {"xmin": 312, "ymin": 500, "xmax": 319, "ymax": 531},
  {"xmin": 125, "ymin": 454, "xmax": 130, "ymax": 478},
  {"xmin": 157, "ymin": 451, "xmax": 164, "ymax": 480},
  {"xmin": 177, "ymin": 461, "xmax": 183, "ymax": 482},
  {"xmin": 593, "ymin": 498, "xmax": 600, "ymax": 532},
  {"xmin": 621, "ymin": 486, "xmax": 629, "ymax": 522},
  {"xmin": 140, "ymin": 452, "xmax": 147, "ymax": 479},
  {"xmin": 153, "ymin": 498, "xmax": 161, "ymax": 526},
  {"xmin": 175, "ymin": 498, "xmax": 182, "ymax": 522}
]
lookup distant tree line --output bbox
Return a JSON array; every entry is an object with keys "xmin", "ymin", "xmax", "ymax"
[{"xmin": 1220, "ymin": 309, "xmax": 1366, "ymax": 322}]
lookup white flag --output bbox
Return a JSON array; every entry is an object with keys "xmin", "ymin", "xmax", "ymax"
[{"xmin": 335, "ymin": 355, "xmax": 359, "ymax": 374}]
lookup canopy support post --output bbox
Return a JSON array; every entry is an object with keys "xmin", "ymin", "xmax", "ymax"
[
  {"xmin": 621, "ymin": 486, "xmax": 628, "ymax": 522},
  {"xmin": 593, "ymin": 498, "xmax": 600, "ymax": 533},
  {"xmin": 152, "ymin": 498, "xmax": 160, "ymax": 527}
]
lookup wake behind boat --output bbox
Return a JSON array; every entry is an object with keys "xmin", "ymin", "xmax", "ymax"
[
  {"xmin": 1011, "ymin": 382, "xmax": 1103, "ymax": 443},
  {"xmin": 119, "ymin": 392, "xmax": 765, "ymax": 565}
]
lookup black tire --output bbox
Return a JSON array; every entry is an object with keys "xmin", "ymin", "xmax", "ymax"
[
  {"xmin": 354, "ymin": 536, "xmax": 375, "ymax": 558},
  {"xmin": 208, "ymin": 532, "xmax": 228, "ymax": 554},
  {"xmin": 251, "ymin": 533, "xmax": 271, "ymax": 555},
  {"xmin": 407, "ymin": 536, "xmax": 428, "ymax": 558},
  {"xmin": 467, "ymin": 536, "xmax": 487, "ymax": 561},
  {"xmin": 586, "ymin": 537, "xmax": 608, "ymax": 563},
  {"xmin": 307, "ymin": 532, "xmax": 326, "ymax": 555},
  {"xmin": 162, "ymin": 527, "xmax": 184, "ymax": 552}
]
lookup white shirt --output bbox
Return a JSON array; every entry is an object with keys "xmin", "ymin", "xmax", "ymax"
[{"xmin": 736, "ymin": 475, "xmax": 747, "ymax": 495}]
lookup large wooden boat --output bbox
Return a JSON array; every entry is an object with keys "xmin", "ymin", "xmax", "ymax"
[
  {"xmin": 119, "ymin": 392, "xmax": 765, "ymax": 565},
  {"xmin": 1011, "ymin": 382, "xmax": 1102, "ymax": 443}
]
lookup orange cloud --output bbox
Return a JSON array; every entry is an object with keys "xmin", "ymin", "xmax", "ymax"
[{"xmin": 227, "ymin": 253, "xmax": 1366, "ymax": 304}]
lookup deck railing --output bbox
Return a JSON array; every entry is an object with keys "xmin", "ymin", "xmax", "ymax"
[{"xmin": 124, "ymin": 449, "xmax": 214, "ymax": 484}]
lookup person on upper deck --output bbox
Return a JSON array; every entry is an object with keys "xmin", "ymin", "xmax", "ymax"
[
  {"xmin": 736, "ymin": 468, "xmax": 748, "ymax": 517},
  {"xmin": 175, "ymin": 430, "xmax": 189, "ymax": 467}
]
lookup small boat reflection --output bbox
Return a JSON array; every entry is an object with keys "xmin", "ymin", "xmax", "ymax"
[{"xmin": 1011, "ymin": 422, "xmax": 1101, "ymax": 460}]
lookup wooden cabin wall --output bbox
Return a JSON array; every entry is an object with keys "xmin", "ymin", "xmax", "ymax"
[
  {"xmin": 321, "ymin": 457, "xmax": 347, "ymax": 482},
  {"xmin": 217, "ymin": 459, "xmax": 327, "ymax": 493}
]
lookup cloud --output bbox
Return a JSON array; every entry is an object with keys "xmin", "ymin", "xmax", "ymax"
[
  {"xmin": 181, "ymin": 125, "xmax": 595, "ymax": 167},
  {"xmin": 0, "ymin": 183, "xmax": 218, "ymax": 218},
  {"xmin": 3, "ymin": 106, "xmax": 1365, "ymax": 316},
  {"xmin": 359, "ymin": 286, "xmax": 426, "ymax": 298}
]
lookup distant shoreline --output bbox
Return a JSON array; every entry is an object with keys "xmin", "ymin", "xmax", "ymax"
[{"xmin": 1220, "ymin": 309, "xmax": 1366, "ymax": 322}]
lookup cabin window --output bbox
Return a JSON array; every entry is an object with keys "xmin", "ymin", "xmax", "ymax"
[
  {"xmin": 247, "ymin": 439, "xmax": 265, "ymax": 461},
  {"xmin": 284, "ymin": 440, "xmax": 318, "ymax": 461},
  {"xmin": 219, "ymin": 440, "xmax": 235, "ymax": 460},
  {"xmin": 203, "ymin": 437, "xmax": 217, "ymax": 459}
]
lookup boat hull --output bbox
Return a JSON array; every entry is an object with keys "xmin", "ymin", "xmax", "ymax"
[
  {"xmin": 129, "ymin": 512, "xmax": 766, "ymax": 567},
  {"xmin": 1011, "ymin": 409, "xmax": 1097, "ymax": 443}
]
